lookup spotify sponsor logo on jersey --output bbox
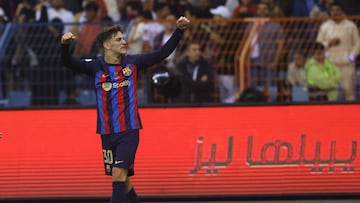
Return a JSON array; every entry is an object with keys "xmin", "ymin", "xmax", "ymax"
[{"xmin": 102, "ymin": 80, "xmax": 130, "ymax": 91}]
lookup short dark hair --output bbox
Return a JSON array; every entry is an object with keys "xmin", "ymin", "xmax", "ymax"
[
  {"xmin": 329, "ymin": 2, "xmax": 343, "ymax": 10},
  {"xmin": 312, "ymin": 42, "xmax": 325, "ymax": 51},
  {"xmin": 84, "ymin": 2, "xmax": 98, "ymax": 12},
  {"xmin": 293, "ymin": 49, "xmax": 306, "ymax": 57},
  {"xmin": 184, "ymin": 42, "xmax": 199, "ymax": 51},
  {"xmin": 127, "ymin": 1, "xmax": 143, "ymax": 14},
  {"xmin": 96, "ymin": 26, "xmax": 123, "ymax": 48},
  {"xmin": 257, "ymin": 2, "xmax": 269, "ymax": 9},
  {"xmin": 238, "ymin": 87, "xmax": 267, "ymax": 103},
  {"xmin": 154, "ymin": 3, "xmax": 168, "ymax": 12}
]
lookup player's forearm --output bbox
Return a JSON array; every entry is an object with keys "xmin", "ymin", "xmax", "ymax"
[
  {"xmin": 156, "ymin": 28, "xmax": 184, "ymax": 58},
  {"xmin": 61, "ymin": 44, "xmax": 72, "ymax": 67},
  {"xmin": 141, "ymin": 28, "xmax": 184, "ymax": 67},
  {"xmin": 61, "ymin": 44, "xmax": 90, "ymax": 74}
]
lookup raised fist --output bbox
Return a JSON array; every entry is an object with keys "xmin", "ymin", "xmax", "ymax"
[
  {"xmin": 176, "ymin": 16, "xmax": 190, "ymax": 30},
  {"xmin": 61, "ymin": 32, "xmax": 76, "ymax": 45}
]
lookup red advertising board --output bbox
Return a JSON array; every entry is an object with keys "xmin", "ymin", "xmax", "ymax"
[{"xmin": 0, "ymin": 105, "xmax": 360, "ymax": 199}]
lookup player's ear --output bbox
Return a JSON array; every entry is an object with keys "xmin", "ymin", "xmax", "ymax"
[{"xmin": 103, "ymin": 41, "xmax": 110, "ymax": 50}]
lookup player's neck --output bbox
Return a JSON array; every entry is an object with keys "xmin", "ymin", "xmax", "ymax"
[{"xmin": 104, "ymin": 52, "xmax": 122, "ymax": 64}]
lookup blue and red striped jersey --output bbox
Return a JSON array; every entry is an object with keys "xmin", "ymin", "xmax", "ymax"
[
  {"xmin": 95, "ymin": 63, "xmax": 141, "ymax": 134},
  {"xmin": 61, "ymin": 28, "xmax": 184, "ymax": 135}
]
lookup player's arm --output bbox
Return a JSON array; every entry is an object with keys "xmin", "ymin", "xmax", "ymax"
[
  {"xmin": 136, "ymin": 16, "xmax": 190, "ymax": 68},
  {"xmin": 61, "ymin": 32, "xmax": 96, "ymax": 75}
]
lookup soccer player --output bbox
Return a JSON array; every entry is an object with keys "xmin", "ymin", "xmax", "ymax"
[{"xmin": 60, "ymin": 16, "xmax": 190, "ymax": 203}]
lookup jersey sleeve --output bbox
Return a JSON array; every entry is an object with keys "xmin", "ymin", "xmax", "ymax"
[
  {"xmin": 133, "ymin": 28, "xmax": 184, "ymax": 68},
  {"xmin": 61, "ymin": 44, "xmax": 97, "ymax": 75}
]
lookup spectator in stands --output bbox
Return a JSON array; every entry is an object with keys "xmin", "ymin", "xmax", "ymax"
[
  {"xmin": 209, "ymin": 5, "xmax": 239, "ymax": 103},
  {"xmin": 288, "ymin": 0, "xmax": 320, "ymax": 51},
  {"xmin": 0, "ymin": 6, "xmax": 8, "ymax": 23},
  {"xmin": 5, "ymin": 1, "xmax": 36, "ymax": 95},
  {"xmin": 174, "ymin": 42, "xmax": 216, "ymax": 103},
  {"xmin": 125, "ymin": 1, "xmax": 145, "ymax": 54},
  {"xmin": 181, "ymin": 5, "xmax": 210, "ymax": 55},
  {"xmin": 102, "ymin": 0, "xmax": 118, "ymax": 21},
  {"xmin": 153, "ymin": 14, "xmax": 178, "ymax": 69},
  {"xmin": 287, "ymin": 51, "xmax": 307, "ymax": 87},
  {"xmin": 61, "ymin": 83, "xmax": 80, "ymax": 105},
  {"xmin": 32, "ymin": 0, "xmax": 76, "ymax": 105},
  {"xmin": 310, "ymin": 0, "xmax": 333, "ymax": 17},
  {"xmin": 140, "ymin": 0, "xmax": 156, "ymax": 20},
  {"xmin": 13, "ymin": 0, "xmax": 36, "ymax": 24},
  {"xmin": 276, "ymin": 0, "xmax": 295, "ymax": 17},
  {"xmin": 63, "ymin": 0, "xmax": 83, "ymax": 14},
  {"xmin": 26, "ymin": 16, "xmax": 64, "ymax": 105},
  {"xmin": 260, "ymin": 0, "xmax": 284, "ymax": 17},
  {"xmin": 163, "ymin": 0, "xmax": 187, "ymax": 17},
  {"xmin": 305, "ymin": 42, "xmax": 341, "ymax": 101},
  {"xmin": 112, "ymin": 0, "xmax": 129, "ymax": 24},
  {"xmin": 72, "ymin": 0, "xmax": 107, "ymax": 35},
  {"xmin": 232, "ymin": 0, "xmax": 257, "ymax": 18},
  {"xmin": 249, "ymin": 2, "xmax": 285, "ymax": 87},
  {"xmin": 225, "ymin": 0, "xmax": 239, "ymax": 14},
  {"xmin": 237, "ymin": 87, "xmax": 267, "ymax": 103},
  {"xmin": 35, "ymin": 0, "xmax": 75, "ymax": 33},
  {"xmin": 316, "ymin": 2, "xmax": 360, "ymax": 101},
  {"xmin": 72, "ymin": 1, "xmax": 107, "ymax": 58},
  {"xmin": 292, "ymin": 0, "xmax": 316, "ymax": 17},
  {"xmin": 275, "ymin": 78, "xmax": 292, "ymax": 102},
  {"xmin": 188, "ymin": 0, "xmax": 213, "ymax": 19},
  {"xmin": 339, "ymin": 0, "xmax": 360, "ymax": 16},
  {"xmin": 0, "ymin": 0, "xmax": 17, "ymax": 21},
  {"xmin": 141, "ymin": 2, "xmax": 170, "ymax": 53},
  {"xmin": 0, "ymin": 6, "xmax": 11, "ymax": 97}
]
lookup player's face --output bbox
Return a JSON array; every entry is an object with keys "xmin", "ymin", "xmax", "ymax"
[{"xmin": 107, "ymin": 31, "xmax": 127, "ymax": 55}]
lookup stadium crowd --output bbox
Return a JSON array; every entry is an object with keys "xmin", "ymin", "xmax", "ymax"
[{"xmin": 0, "ymin": 0, "xmax": 360, "ymax": 106}]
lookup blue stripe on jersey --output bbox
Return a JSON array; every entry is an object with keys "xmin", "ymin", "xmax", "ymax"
[
  {"xmin": 128, "ymin": 69, "xmax": 136, "ymax": 128},
  {"xmin": 123, "ymin": 81, "xmax": 132, "ymax": 130},
  {"xmin": 95, "ymin": 72, "xmax": 106, "ymax": 134},
  {"xmin": 110, "ymin": 66, "xmax": 121, "ymax": 132},
  {"xmin": 106, "ymin": 66, "xmax": 117, "ymax": 133}
]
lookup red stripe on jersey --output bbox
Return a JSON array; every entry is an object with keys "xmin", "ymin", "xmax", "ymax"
[
  {"xmin": 117, "ymin": 66, "xmax": 126, "ymax": 131},
  {"xmin": 130, "ymin": 64, "xmax": 140, "ymax": 128},
  {"xmin": 100, "ymin": 71, "xmax": 110, "ymax": 134}
]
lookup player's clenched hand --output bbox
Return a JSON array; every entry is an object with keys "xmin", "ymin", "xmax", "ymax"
[
  {"xmin": 176, "ymin": 16, "xmax": 190, "ymax": 30},
  {"xmin": 61, "ymin": 32, "xmax": 76, "ymax": 45}
]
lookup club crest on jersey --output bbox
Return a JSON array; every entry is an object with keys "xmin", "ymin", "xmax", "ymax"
[
  {"xmin": 122, "ymin": 67, "xmax": 132, "ymax": 77},
  {"xmin": 102, "ymin": 82, "xmax": 112, "ymax": 91}
]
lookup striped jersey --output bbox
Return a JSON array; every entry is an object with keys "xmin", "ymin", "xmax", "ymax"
[{"xmin": 61, "ymin": 28, "xmax": 184, "ymax": 135}]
